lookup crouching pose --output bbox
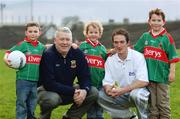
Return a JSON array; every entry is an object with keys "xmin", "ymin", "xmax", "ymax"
[
  {"xmin": 98, "ymin": 28, "xmax": 149, "ymax": 119},
  {"xmin": 38, "ymin": 27, "xmax": 98, "ymax": 119}
]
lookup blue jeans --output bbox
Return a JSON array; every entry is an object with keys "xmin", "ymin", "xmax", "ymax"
[
  {"xmin": 16, "ymin": 80, "xmax": 37, "ymax": 119},
  {"xmin": 87, "ymin": 102, "xmax": 104, "ymax": 119},
  {"xmin": 87, "ymin": 88, "xmax": 104, "ymax": 119}
]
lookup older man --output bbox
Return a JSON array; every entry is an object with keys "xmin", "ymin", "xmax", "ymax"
[
  {"xmin": 98, "ymin": 28, "xmax": 149, "ymax": 119},
  {"xmin": 38, "ymin": 27, "xmax": 98, "ymax": 119}
]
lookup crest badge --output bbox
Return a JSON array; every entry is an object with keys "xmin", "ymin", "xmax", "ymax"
[
  {"xmin": 84, "ymin": 50, "xmax": 88, "ymax": 54},
  {"xmin": 145, "ymin": 40, "xmax": 148, "ymax": 45},
  {"xmin": 26, "ymin": 51, "xmax": 31, "ymax": 55},
  {"xmin": 71, "ymin": 60, "xmax": 76, "ymax": 68},
  {"xmin": 159, "ymin": 42, "xmax": 162, "ymax": 48}
]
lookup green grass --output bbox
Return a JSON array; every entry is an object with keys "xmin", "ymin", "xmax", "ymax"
[
  {"xmin": 0, "ymin": 49, "xmax": 110, "ymax": 119},
  {"xmin": 0, "ymin": 49, "xmax": 180, "ymax": 119}
]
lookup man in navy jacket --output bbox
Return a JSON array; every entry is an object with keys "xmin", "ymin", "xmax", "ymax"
[{"xmin": 38, "ymin": 27, "xmax": 98, "ymax": 119}]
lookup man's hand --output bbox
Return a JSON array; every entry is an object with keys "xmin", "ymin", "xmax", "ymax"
[
  {"xmin": 110, "ymin": 87, "xmax": 128, "ymax": 97},
  {"xmin": 104, "ymin": 85, "xmax": 131, "ymax": 97},
  {"xmin": 104, "ymin": 85, "xmax": 113, "ymax": 96},
  {"xmin": 73, "ymin": 89, "xmax": 87, "ymax": 106}
]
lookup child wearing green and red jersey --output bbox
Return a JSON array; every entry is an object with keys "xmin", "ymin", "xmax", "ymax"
[
  {"xmin": 4, "ymin": 22, "xmax": 45, "ymax": 119},
  {"xmin": 79, "ymin": 21, "xmax": 107, "ymax": 119},
  {"xmin": 134, "ymin": 8, "xmax": 180, "ymax": 118}
]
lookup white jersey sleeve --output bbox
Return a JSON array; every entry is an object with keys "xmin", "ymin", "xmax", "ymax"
[{"xmin": 102, "ymin": 57, "xmax": 114, "ymax": 86}]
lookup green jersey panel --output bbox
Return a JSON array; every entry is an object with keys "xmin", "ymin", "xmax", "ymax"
[
  {"xmin": 9, "ymin": 40, "xmax": 45, "ymax": 81},
  {"xmin": 80, "ymin": 40, "xmax": 107, "ymax": 88},
  {"xmin": 134, "ymin": 30, "xmax": 179, "ymax": 84}
]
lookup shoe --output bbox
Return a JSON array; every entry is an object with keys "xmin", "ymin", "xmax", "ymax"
[
  {"xmin": 62, "ymin": 115, "xmax": 71, "ymax": 119},
  {"xmin": 62, "ymin": 115, "xmax": 82, "ymax": 119},
  {"xmin": 130, "ymin": 115, "xmax": 138, "ymax": 119}
]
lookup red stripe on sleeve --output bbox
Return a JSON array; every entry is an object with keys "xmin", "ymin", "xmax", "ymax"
[
  {"xmin": 166, "ymin": 33, "xmax": 174, "ymax": 44},
  {"xmin": 169, "ymin": 58, "xmax": 180, "ymax": 63},
  {"xmin": 6, "ymin": 50, "xmax": 11, "ymax": 54}
]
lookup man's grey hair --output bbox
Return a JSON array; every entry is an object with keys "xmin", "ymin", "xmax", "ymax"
[{"xmin": 54, "ymin": 27, "xmax": 72, "ymax": 39}]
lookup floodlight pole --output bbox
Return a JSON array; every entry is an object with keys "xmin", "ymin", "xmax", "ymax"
[
  {"xmin": 30, "ymin": 0, "xmax": 33, "ymax": 21},
  {"xmin": 0, "ymin": 2, "xmax": 6, "ymax": 25}
]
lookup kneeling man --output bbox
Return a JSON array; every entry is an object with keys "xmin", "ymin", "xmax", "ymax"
[
  {"xmin": 38, "ymin": 27, "xmax": 98, "ymax": 119},
  {"xmin": 98, "ymin": 28, "xmax": 149, "ymax": 119}
]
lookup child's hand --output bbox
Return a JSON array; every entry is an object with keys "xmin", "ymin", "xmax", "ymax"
[
  {"xmin": 108, "ymin": 48, "xmax": 116, "ymax": 56},
  {"xmin": 4, "ymin": 53, "xmax": 12, "ymax": 67},
  {"xmin": 4, "ymin": 59, "xmax": 11, "ymax": 66},
  {"xmin": 72, "ymin": 43, "xmax": 79, "ymax": 49},
  {"xmin": 45, "ymin": 44, "xmax": 53, "ymax": 48},
  {"xmin": 4, "ymin": 58, "xmax": 14, "ymax": 69},
  {"xmin": 169, "ymin": 63, "xmax": 176, "ymax": 83},
  {"xmin": 168, "ymin": 71, "xmax": 175, "ymax": 83}
]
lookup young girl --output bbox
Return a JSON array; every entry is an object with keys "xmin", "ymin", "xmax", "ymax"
[{"xmin": 79, "ymin": 20, "xmax": 107, "ymax": 119}]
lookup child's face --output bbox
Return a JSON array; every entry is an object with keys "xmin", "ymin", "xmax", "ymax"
[
  {"xmin": 148, "ymin": 14, "xmax": 165, "ymax": 32},
  {"xmin": 25, "ymin": 26, "xmax": 41, "ymax": 41},
  {"xmin": 86, "ymin": 26, "xmax": 101, "ymax": 43}
]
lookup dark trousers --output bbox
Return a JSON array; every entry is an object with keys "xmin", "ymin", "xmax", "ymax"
[{"xmin": 37, "ymin": 86, "xmax": 98, "ymax": 119}]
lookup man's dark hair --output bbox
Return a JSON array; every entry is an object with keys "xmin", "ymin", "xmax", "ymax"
[{"xmin": 112, "ymin": 28, "xmax": 130, "ymax": 43}]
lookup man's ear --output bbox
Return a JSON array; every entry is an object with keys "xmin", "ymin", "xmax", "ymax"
[
  {"xmin": 54, "ymin": 38, "xmax": 56, "ymax": 44},
  {"xmin": 148, "ymin": 19, "xmax": 151, "ymax": 25},
  {"xmin": 127, "ymin": 41, "xmax": 130, "ymax": 46}
]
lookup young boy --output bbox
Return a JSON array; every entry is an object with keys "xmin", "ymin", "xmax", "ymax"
[
  {"xmin": 4, "ymin": 22, "xmax": 45, "ymax": 119},
  {"xmin": 79, "ymin": 21, "xmax": 107, "ymax": 119},
  {"xmin": 134, "ymin": 8, "xmax": 180, "ymax": 118}
]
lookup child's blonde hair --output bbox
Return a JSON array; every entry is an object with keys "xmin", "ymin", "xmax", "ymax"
[
  {"xmin": 83, "ymin": 20, "xmax": 103, "ymax": 37},
  {"xmin": 149, "ymin": 8, "xmax": 165, "ymax": 21}
]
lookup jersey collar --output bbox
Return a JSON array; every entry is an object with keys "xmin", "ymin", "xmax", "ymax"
[
  {"xmin": 149, "ymin": 28, "xmax": 166, "ymax": 39},
  {"xmin": 86, "ymin": 38, "xmax": 101, "ymax": 47},
  {"xmin": 24, "ymin": 37, "xmax": 38, "ymax": 47}
]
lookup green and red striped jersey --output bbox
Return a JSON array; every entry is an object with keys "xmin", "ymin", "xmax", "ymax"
[
  {"xmin": 80, "ymin": 39, "xmax": 107, "ymax": 88},
  {"xmin": 134, "ymin": 29, "xmax": 180, "ymax": 84},
  {"xmin": 7, "ymin": 38, "xmax": 45, "ymax": 81}
]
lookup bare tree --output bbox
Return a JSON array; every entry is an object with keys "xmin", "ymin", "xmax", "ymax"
[{"xmin": 61, "ymin": 16, "xmax": 80, "ymax": 28}]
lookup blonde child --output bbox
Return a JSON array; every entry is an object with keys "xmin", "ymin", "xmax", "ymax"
[{"xmin": 79, "ymin": 21, "xmax": 107, "ymax": 119}]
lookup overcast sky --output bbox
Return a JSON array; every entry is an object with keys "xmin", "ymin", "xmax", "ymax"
[{"xmin": 2, "ymin": 0, "xmax": 180, "ymax": 25}]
